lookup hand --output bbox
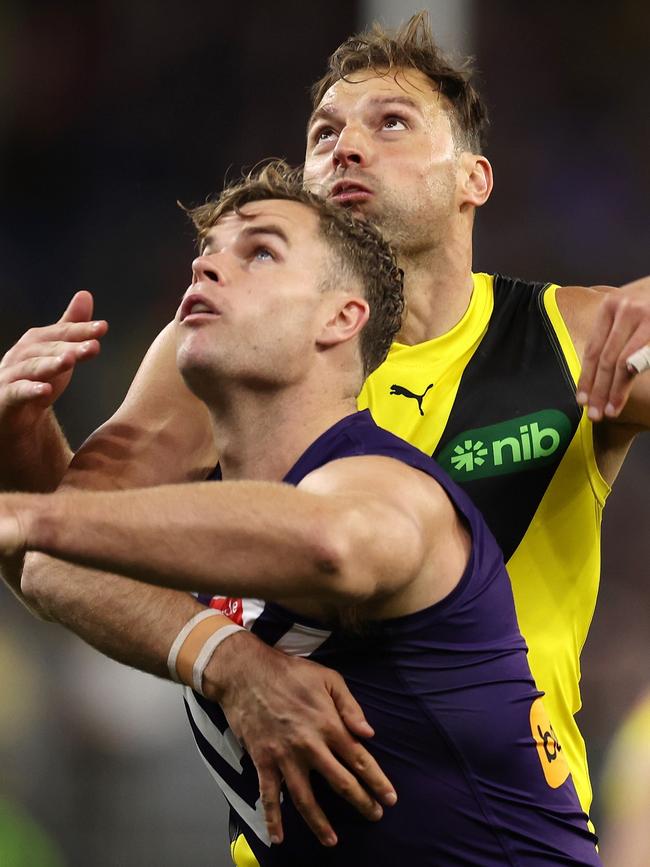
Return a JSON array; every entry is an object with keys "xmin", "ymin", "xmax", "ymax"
[
  {"xmin": 0, "ymin": 291, "xmax": 108, "ymax": 433},
  {"xmin": 577, "ymin": 278, "xmax": 650, "ymax": 420},
  {"xmin": 206, "ymin": 632, "xmax": 396, "ymax": 848}
]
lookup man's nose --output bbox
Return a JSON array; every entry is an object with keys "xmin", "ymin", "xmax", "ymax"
[
  {"xmin": 191, "ymin": 255, "xmax": 221, "ymax": 284},
  {"xmin": 332, "ymin": 125, "xmax": 370, "ymax": 170}
]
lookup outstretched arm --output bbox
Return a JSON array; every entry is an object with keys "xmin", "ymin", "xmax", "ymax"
[
  {"xmin": 14, "ymin": 324, "xmax": 394, "ymax": 847},
  {"xmin": 9, "ymin": 455, "xmax": 463, "ymax": 610},
  {"xmin": 0, "ymin": 291, "xmax": 108, "ymax": 609}
]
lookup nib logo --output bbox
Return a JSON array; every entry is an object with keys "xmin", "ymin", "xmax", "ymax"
[
  {"xmin": 450, "ymin": 439, "xmax": 489, "ymax": 473},
  {"xmin": 438, "ymin": 410, "xmax": 571, "ymax": 481}
]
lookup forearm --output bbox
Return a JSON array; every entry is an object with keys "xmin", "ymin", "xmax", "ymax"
[
  {"xmin": 0, "ymin": 408, "xmax": 72, "ymax": 493},
  {"xmin": 20, "ymin": 481, "xmax": 352, "ymax": 602},
  {"xmin": 0, "ymin": 407, "xmax": 72, "ymax": 608},
  {"xmin": 21, "ymin": 550, "xmax": 213, "ymax": 679}
]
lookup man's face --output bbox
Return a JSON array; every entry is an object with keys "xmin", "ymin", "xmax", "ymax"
[
  {"xmin": 176, "ymin": 199, "xmax": 337, "ymax": 399},
  {"xmin": 304, "ymin": 67, "xmax": 461, "ymax": 253}
]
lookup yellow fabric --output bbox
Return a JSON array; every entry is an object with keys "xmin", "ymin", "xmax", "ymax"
[
  {"xmin": 231, "ymin": 832, "xmax": 261, "ymax": 867},
  {"xmin": 358, "ymin": 273, "xmax": 609, "ymax": 816},
  {"xmin": 358, "ymin": 271, "xmax": 493, "ymax": 451}
]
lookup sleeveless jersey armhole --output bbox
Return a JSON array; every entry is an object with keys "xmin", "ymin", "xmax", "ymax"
[{"xmin": 542, "ymin": 284, "xmax": 610, "ymax": 507}]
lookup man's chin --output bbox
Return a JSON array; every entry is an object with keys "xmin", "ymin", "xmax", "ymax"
[{"xmin": 338, "ymin": 200, "xmax": 373, "ymax": 221}]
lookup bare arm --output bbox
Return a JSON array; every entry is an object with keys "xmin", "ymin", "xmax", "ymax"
[
  {"xmin": 0, "ymin": 291, "xmax": 107, "ymax": 608},
  {"xmin": 12, "ymin": 456, "xmax": 463, "ymax": 610},
  {"xmin": 4, "ymin": 316, "xmax": 211, "ymax": 614},
  {"xmin": 66, "ymin": 320, "xmax": 217, "ymax": 488},
  {"xmin": 15, "ymin": 325, "xmax": 394, "ymax": 846}
]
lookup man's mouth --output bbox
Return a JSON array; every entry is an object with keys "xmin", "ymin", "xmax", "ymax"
[
  {"xmin": 179, "ymin": 293, "xmax": 221, "ymax": 322},
  {"xmin": 328, "ymin": 180, "xmax": 373, "ymax": 205}
]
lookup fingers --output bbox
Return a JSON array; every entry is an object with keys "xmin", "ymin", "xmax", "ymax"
[
  {"xmin": 0, "ymin": 352, "xmax": 86, "ymax": 401},
  {"xmin": 328, "ymin": 673, "xmax": 396, "ymax": 806},
  {"xmin": 327, "ymin": 730, "xmax": 396, "ymax": 808},
  {"xmin": 0, "ymin": 379, "xmax": 52, "ymax": 409},
  {"xmin": 2, "ymin": 324, "xmax": 106, "ymax": 372},
  {"xmin": 577, "ymin": 296, "xmax": 650, "ymax": 420},
  {"xmin": 15, "ymin": 337, "xmax": 102, "ymax": 364},
  {"xmin": 14, "ymin": 320, "xmax": 107, "ymax": 356},
  {"xmin": 0, "ymin": 356, "xmax": 77, "ymax": 406},
  {"xmin": 329, "ymin": 674, "xmax": 375, "ymax": 739},
  {"xmin": 312, "ymin": 743, "xmax": 388, "ymax": 820},
  {"xmin": 255, "ymin": 761, "xmax": 284, "ymax": 846},
  {"xmin": 577, "ymin": 299, "xmax": 615, "ymax": 408},
  {"xmin": 59, "ymin": 290, "xmax": 95, "ymax": 324},
  {"xmin": 281, "ymin": 763, "xmax": 338, "ymax": 848}
]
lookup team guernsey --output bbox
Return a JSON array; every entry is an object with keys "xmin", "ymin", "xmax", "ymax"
[
  {"xmin": 359, "ymin": 272, "xmax": 608, "ymax": 817},
  {"xmin": 187, "ymin": 410, "xmax": 600, "ymax": 866}
]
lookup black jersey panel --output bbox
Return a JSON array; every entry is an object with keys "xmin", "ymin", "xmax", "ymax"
[{"xmin": 434, "ymin": 275, "xmax": 583, "ymax": 562}]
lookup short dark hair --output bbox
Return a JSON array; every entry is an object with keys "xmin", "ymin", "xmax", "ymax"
[
  {"xmin": 187, "ymin": 161, "xmax": 404, "ymax": 378},
  {"xmin": 311, "ymin": 11, "xmax": 488, "ymax": 153}
]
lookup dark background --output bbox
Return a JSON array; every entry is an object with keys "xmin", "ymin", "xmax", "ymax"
[{"xmin": 1, "ymin": 2, "xmax": 648, "ymax": 864}]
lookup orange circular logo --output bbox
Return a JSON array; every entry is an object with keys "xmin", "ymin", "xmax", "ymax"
[{"xmin": 530, "ymin": 698, "xmax": 570, "ymax": 788}]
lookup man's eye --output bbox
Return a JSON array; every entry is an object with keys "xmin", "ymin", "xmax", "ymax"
[
  {"xmin": 383, "ymin": 117, "xmax": 407, "ymax": 131},
  {"xmin": 254, "ymin": 247, "xmax": 274, "ymax": 261},
  {"xmin": 315, "ymin": 127, "xmax": 336, "ymax": 143}
]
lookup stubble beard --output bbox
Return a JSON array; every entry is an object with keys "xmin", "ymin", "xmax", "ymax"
[{"xmin": 369, "ymin": 186, "xmax": 452, "ymax": 260}]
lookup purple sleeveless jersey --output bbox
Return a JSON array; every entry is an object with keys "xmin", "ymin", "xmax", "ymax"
[{"xmin": 186, "ymin": 410, "xmax": 601, "ymax": 866}]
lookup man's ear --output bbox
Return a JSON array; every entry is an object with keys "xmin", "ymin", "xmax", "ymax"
[
  {"xmin": 317, "ymin": 296, "xmax": 370, "ymax": 349},
  {"xmin": 459, "ymin": 153, "xmax": 493, "ymax": 208}
]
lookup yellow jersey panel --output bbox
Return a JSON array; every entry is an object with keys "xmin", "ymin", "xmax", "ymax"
[
  {"xmin": 357, "ymin": 272, "xmax": 608, "ymax": 817},
  {"xmin": 231, "ymin": 833, "xmax": 261, "ymax": 867},
  {"xmin": 358, "ymin": 271, "xmax": 493, "ymax": 451}
]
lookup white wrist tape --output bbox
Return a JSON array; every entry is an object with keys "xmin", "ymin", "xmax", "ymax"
[
  {"xmin": 167, "ymin": 609, "xmax": 221, "ymax": 683},
  {"xmin": 192, "ymin": 623, "xmax": 245, "ymax": 693}
]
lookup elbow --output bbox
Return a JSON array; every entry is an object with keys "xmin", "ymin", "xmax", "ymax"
[
  {"xmin": 309, "ymin": 506, "xmax": 377, "ymax": 604},
  {"xmin": 21, "ymin": 553, "xmax": 58, "ymax": 620}
]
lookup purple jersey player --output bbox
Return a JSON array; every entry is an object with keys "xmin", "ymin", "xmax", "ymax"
[
  {"xmin": 0, "ymin": 165, "xmax": 601, "ymax": 865},
  {"xmin": 190, "ymin": 410, "xmax": 600, "ymax": 866}
]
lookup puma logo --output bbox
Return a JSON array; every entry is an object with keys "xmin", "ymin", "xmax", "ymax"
[{"xmin": 389, "ymin": 383, "xmax": 434, "ymax": 416}]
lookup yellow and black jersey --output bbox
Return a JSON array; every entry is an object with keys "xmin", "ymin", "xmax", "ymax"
[{"xmin": 358, "ymin": 272, "xmax": 609, "ymax": 816}]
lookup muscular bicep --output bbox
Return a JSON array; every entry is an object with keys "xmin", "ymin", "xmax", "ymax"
[
  {"xmin": 298, "ymin": 456, "xmax": 470, "ymax": 609},
  {"xmin": 66, "ymin": 322, "xmax": 217, "ymax": 490}
]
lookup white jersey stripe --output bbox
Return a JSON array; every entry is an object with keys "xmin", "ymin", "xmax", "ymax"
[
  {"xmin": 184, "ymin": 687, "xmax": 244, "ymax": 773},
  {"xmin": 193, "ymin": 737, "xmax": 271, "ymax": 847},
  {"xmin": 241, "ymin": 597, "xmax": 266, "ymax": 630},
  {"xmin": 274, "ymin": 621, "xmax": 332, "ymax": 657}
]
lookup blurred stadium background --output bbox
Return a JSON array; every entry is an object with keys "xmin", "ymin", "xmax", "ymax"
[{"xmin": 1, "ymin": 1, "xmax": 648, "ymax": 864}]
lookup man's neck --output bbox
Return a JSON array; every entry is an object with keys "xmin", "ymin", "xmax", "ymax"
[
  {"xmin": 208, "ymin": 384, "xmax": 358, "ymax": 482},
  {"xmin": 396, "ymin": 232, "xmax": 474, "ymax": 345}
]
